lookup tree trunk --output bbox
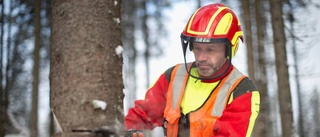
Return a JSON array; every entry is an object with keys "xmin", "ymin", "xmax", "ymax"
[
  {"xmin": 288, "ymin": 8, "xmax": 305, "ymax": 137},
  {"xmin": 30, "ymin": 0, "xmax": 42, "ymax": 136},
  {"xmin": 50, "ymin": 0, "xmax": 124, "ymax": 137},
  {"xmin": 122, "ymin": 0, "xmax": 137, "ymax": 110},
  {"xmin": 252, "ymin": 0, "xmax": 270, "ymax": 137},
  {"xmin": 269, "ymin": 0, "xmax": 294, "ymax": 136},
  {"xmin": 240, "ymin": 0, "xmax": 255, "ymax": 82},
  {"xmin": 2, "ymin": 0, "xmax": 13, "ymax": 136},
  {"xmin": 311, "ymin": 88, "xmax": 320, "ymax": 137},
  {"xmin": 141, "ymin": 0, "xmax": 151, "ymax": 89},
  {"xmin": 0, "ymin": 0, "xmax": 5, "ymax": 135}
]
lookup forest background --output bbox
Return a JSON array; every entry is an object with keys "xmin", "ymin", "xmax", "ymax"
[{"xmin": 1, "ymin": 0, "xmax": 320, "ymax": 137}]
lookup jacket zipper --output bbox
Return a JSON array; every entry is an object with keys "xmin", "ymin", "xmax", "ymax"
[{"xmin": 180, "ymin": 113, "xmax": 190, "ymax": 137}]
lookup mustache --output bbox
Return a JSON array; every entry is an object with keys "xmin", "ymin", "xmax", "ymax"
[
  {"xmin": 196, "ymin": 61, "xmax": 211, "ymax": 66},
  {"xmin": 196, "ymin": 61, "xmax": 219, "ymax": 70}
]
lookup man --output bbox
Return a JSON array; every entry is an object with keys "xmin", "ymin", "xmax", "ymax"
[{"xmin": 125, "ymin": 3, "xmax": 260, "ymax": 137}]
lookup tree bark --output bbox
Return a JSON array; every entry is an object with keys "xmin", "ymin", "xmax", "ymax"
[
  {"xmin": 50, "ymin": 0, "xmax": 124, "ymax": 136},
  {"xmin": 269, "ymin": 0, "xmax": 294, "ymax": 136}
]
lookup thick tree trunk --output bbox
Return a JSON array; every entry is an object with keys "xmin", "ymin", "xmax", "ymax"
[
  {"xmin": 50, "ymin": 0, "xmax": 124, "ymax": 137},
  {"xmin": 269, "ymin": 0, "xmax": 294, "ymax": 136}
]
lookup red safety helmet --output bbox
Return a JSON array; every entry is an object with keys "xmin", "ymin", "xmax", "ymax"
[{"xmin": 181, "ymin": 3, "xmax": 243, "ymax": 58}]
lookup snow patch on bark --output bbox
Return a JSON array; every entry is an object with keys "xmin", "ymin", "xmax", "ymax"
[
  {"xmin": 92, "ymin": 99, "xmax": 107, "ymax": 110},
  {"xmin": 115, "ymin": 45, "xmax": 123, "ymax": 57}
]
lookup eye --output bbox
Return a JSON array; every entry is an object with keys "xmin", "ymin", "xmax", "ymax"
[
  {"xmin": 206, "ymin": 48, "xmax": 215, "ymax": 53},
  {"xmin": 193, "ymin": 46, "xmax": 201, "ymax": 52}
]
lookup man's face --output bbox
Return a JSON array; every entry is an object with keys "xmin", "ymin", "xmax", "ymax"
[{"xmin": 193, "ymin": 42, "xmax": 227, "ymax": 77}]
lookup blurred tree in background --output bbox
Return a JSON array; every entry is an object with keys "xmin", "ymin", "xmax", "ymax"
[{"xmin": 1, "ymin": 0, "xmax": 50, "ymax": 136}]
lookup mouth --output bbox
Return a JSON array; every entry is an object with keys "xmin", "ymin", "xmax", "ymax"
[
  {"xmin": 197, "ymin": 63, "xmax": 212, "ymax": 68},
  {"xmin": 197, "ymin": 65, "xmax": 212, "ymax": 73},
  {"xmin": 198, "ymin": 65, "xmax": 210, "ymax": 69}
]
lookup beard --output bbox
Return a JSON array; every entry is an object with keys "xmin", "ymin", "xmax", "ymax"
[
  {"xmin": 195, "ymin": 59, "xmax": 226, "ymax": 77},
  {"xmin": 195, "ymin": 61, "xmax": 219, "ymax": 77}
]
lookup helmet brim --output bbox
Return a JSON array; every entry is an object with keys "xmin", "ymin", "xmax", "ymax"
[{"xmin": 180, "ymin": 34, "xmax": 231, "ymax": 45}]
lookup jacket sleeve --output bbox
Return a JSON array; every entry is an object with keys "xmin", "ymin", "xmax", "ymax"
[
  {"xmin": 212, "ymin": 91, "xmax": 260, "ymax": 137},
  {"xmin": 125, "ymin": 71, "xmax": 170, "ymax": 130}
]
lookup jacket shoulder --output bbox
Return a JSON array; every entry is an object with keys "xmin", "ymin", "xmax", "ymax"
[
  {"xmin": 164, "ymin": 65, "xmax": 177, "ymax": 82},
  {"xmin": 232, "ymin": 77, "xmax": 258, "ymax": 99}
]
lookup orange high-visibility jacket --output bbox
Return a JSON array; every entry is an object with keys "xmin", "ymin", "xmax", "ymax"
[{"xmin": 125, "ymin": 63, "xmax": 260, "ymax": 137}]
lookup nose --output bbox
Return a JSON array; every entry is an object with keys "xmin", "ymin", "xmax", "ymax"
[{"xmin": 196, "ymin": 50, "xmax": 208, "ymax": 61}]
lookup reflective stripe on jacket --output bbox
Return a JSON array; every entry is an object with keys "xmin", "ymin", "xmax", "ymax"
[{"xmin": 163, "ymin": 63, "xmax": 246, "ymax": 137}]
